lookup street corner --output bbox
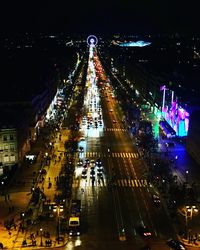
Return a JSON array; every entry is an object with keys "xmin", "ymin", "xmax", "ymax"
[{"xmin": 178, "ymin": 234, "xmax": 200, "ymax": 248}]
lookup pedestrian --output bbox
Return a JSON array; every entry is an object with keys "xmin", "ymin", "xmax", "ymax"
[
  {"xmin": 0, "ymin": 242, "xmax": 4, "ymax": 249},
  {"xmin": 7, "ymin": 193, "xmax": 10, "ymax": 200}
]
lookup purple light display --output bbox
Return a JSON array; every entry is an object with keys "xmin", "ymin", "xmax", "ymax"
[{"xmin": 161, "ymin": 88, "xmax": 190, "ymax": 137}]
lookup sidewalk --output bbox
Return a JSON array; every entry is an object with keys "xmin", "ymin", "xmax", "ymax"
[
  {"xmin": 0, "ymin": 127, "xmax": 70, "ymax": 249},
  {"xmin": 178, "ymin": 235, "xmax": 200, "ymax": 248}
]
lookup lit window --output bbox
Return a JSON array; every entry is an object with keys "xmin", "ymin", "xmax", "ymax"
[
  {"xmin": 4, "ymin": 155, "xmax": 9, "ymax": 162},
  {"xmin": 10, "ymin": 155, "xmax": 15, "ymax": 161}
]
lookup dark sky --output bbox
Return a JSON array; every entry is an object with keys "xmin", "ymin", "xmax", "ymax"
[{"xmin": 0, "ymin": 1, "xmax": 199, "ymax": 35}]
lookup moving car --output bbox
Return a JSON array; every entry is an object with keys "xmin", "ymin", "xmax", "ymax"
[
  {"xmin": 138, "ymin": 226, "xmax": 152, "ymax": 237},
  {"xmin": 79, "ymin": 147, "xmax": 84, "ymax": 152},
  {"xmin": 166, "ymin": 239, "xmax": 186, "ymax": 250},
  {"xmin": 152, "ymin": 193, "xmax": 161, "ymax": 206},
  {"xmin": 81, "ymin": 169, "xmax": 87, "ymax": 179},
  {"xmin": 77, "ymin": 159, "xmax": 83, "ymax": 167},
  {"xmin": 95, "ymin": 158, "xmax": 102, "ymax": 166},
  {"xmin": 90, "ymin": 169, "xmax": 95, "ymax": 178}
]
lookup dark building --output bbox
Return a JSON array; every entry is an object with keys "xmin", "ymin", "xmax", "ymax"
[
  {"xmin": 186, "ymin": 111, "xmax": 200, "ymax": 165},
  {"xmin": 0, "ymin": 34, "xmax": 79, "ymax": 174}
]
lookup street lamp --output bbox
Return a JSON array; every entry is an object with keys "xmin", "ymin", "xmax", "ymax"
[
  {"xmin": 1, "ymin": 181, "xmax": 4, "ymax": 195},
  {"xmin": 185, "ymin": 170, "xmax": 189, "ymax": 182},
  {"xmin": 21, "ymin": 212, "xmax": 25, "ymax": 230},
  {"xmin": 40, "ymin": 228, "xmax": 43, "ymax": 246},
  {"xmin": 184, "ymin": 205, "xmax": 198, "ymax": 239},
  {"xmin": 53, "ymin": 205, "xmax": 64, "ymax": 244}
]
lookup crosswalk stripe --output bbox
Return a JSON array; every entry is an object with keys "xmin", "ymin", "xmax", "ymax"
[
  {"xmin": 106, "ymin": 128, "xmax": 127, "ymax": 132},
  {"xmin": 77, "ymin": 151, "xmax": 141, "ymax": 158},
  {"xmin": 124, "ymin": 179, "xmax": 127, "ymax": 186},
  {"xmin": 138, "ymin": 180, "xmax": 142, "ymax": 187},
  {"xmin": 116, "ymin": 179, "xmax": 148, "ymax": 187},
  {"xmin": 72, "ymin": 178, "xmax": 148, "ymax": 188},
  {"xmin": 143, "ymin": 180, "xmax": 148, "ymax": 186}
]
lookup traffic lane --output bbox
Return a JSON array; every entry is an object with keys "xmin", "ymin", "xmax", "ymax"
[
  {"xmin": 80, "ymin": 183, "xmax": 117, "ymax": 241},
  {"xmin": 63, "ymin": 238, "xmax": 152, "ymax": 250},
  {"xmin": 112, "ymin": 175, "xmax": 174, "ymax": 249},
  {"xmin": 106, "ymin": 156, "xmax": 152, "ymax": 248},
  {"xmin": 101, "ymin": 128, "xmax": 138, "ymax": 155},
  {"xmin": 125, "ymin": 155, "xmax": 177, "ymax": 240},
  {"xmin": 108, "ymin": 156, "xmax": 177, "ymax": 241}
]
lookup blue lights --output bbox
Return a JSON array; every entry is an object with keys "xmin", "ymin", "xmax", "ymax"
[{"xmin": 119, "ymin": 40, "xmax": 151, "ymax": 47}]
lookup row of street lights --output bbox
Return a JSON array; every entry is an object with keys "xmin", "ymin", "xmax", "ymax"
[
  {"xmin": 39, "ymin": 204, "xmax": 64, "ymax": 246},
  {"xmin": 183, "ymin": 205, "xmax": 199, "ymax": 239},
  {"xmin": 53, "ymin": 204, "xmax": 64, "ymax": 244}
]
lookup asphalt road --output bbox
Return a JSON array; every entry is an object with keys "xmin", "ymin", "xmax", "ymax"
[{"xmin": 63, "ymin": 77, "xmax": 177, "ymax": 250}]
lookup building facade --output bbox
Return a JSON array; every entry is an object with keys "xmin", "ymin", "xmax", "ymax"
[{"xmin": 0, "ymin": 127, "xmax": 18, "ymax": 175}]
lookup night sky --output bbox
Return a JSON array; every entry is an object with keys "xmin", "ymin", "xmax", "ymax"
[{"xmin": 0, "ymin": 1, "xmax": 199, "ymax": 34}]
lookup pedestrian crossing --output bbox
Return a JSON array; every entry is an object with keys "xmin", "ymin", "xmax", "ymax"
[
  {"xmin": 115, "ymin": 179, "xmax": 148, "ymax": 187},
  {"xmin": 77, "ymin": 152, "xmax": 142, "ymax": 158},
  {"xmin": 72, "ymin": 179, "xmax": 148, "ymax": 188},
  {"xmin": 105, "ymin": 128, "xmax": 127, "ymax": 132}
]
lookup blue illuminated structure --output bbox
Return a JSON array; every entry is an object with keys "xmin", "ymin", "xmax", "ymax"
[{"xmin": 119, "ymin": 41, "xmax": 151, "ymax": 47}]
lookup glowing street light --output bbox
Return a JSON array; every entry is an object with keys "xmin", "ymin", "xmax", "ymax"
[
  {"xmin": 186, "ymin": 170, "xmax": 189, "ymax": 182},
  {"xmin": 53, "ymin": 205, "xmax": 64, "ymax": 244},
  {"xmin": 40, "ymin": 228, "xmax": 43, "ymax": 246},
  {"xmin": 184, "ymin": 205, "xmax": 199, "ymax": 239}
]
